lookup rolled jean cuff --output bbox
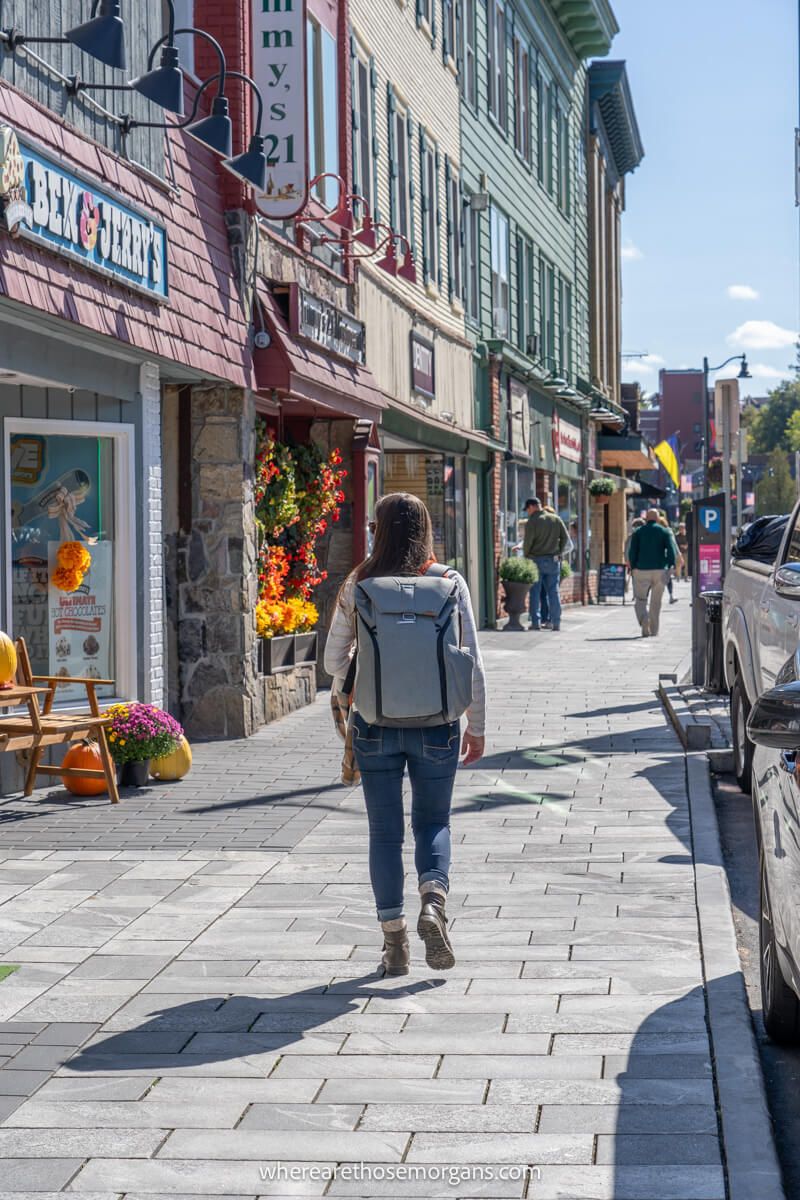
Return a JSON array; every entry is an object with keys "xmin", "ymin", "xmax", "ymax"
[
  {"xmin": 419, "ymin": 869, "xmax": 449, "ymax": 892},
  {"xmin": 376, "ymin": 903, "xmax": 404, "ymax": 922}
]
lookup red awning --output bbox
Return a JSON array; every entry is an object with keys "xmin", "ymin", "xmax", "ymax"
[{"xmin": 254, "ymin": 285, "xmax": 388, "ymax": 424}]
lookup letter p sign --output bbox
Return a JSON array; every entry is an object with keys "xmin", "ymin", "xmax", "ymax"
[{"xmin": 700, "ymin": 506, "xmax": 721, "ymax": 534}]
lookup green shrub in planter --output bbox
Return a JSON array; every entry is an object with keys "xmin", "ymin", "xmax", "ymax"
[
  {"xmin": 560, "ymin": 560, "xmax": 573, "ymax": 580},
  {"xmin": 588, "ymin": 477, "xmax": 615, "ymax": 497},
  {"xmin": 499, "ymin": 557, "xmax": 539, "ymax": 584}
]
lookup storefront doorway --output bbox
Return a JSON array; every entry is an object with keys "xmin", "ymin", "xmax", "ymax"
[{"xmin": 383, "ymin": 450, "xmax": 467, "ymax": 572}]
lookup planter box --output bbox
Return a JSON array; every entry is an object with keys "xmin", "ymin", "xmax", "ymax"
[
  {"xmin": 259, "ymin": 635, "xmax": 295, "ymax": 675},
  {"xmin": 294, "ymin": 631, "xmax": 318, "ymax": 665}
]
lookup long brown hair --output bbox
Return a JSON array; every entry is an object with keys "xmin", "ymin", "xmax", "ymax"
[{"xmin": 356, "ymin": 492, "xmax": 435, "ymax": 581}]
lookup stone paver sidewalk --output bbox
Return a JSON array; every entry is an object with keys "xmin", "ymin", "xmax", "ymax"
[{"xmin": 0, "ymin": 582, "xmax": 725, "ymax": 1199}]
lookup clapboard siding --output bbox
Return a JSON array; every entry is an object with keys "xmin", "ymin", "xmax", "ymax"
[
  {"xmin": 0, "ymin": 0, "xmax": 165, "ymax": 177},
  {"xmin": 461, "ymin": 0, "xmax": 592, "ymax": 385}
]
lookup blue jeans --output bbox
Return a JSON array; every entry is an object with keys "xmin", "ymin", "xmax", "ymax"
[
  {"xmin": 351, "ymin": 713, "xmax": 460, "ymax": 921},
  {"xmin": 528, "ymin": 556, "xmax": 562, "ymax": 629}
]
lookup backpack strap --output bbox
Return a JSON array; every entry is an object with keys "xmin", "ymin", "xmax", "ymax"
[{"xmin": 424, "ymin": 562, "xmax": 452, "ymax": 579}]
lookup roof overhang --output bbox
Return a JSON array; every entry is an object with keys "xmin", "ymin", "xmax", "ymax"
[
  {"xmin": 589, "ymin": 60, "xmax": 644, "ymax": 177},
  {"xmin": 254, "ymin": 285, "xmax": 388, "ymax": 425},
  {"xmin": 550, "ymin": 0, "xmax": 619, "ymax": 59},
  {"xmin": 598, "ymin": 433, "xmax": 657, "ymax": 471}
]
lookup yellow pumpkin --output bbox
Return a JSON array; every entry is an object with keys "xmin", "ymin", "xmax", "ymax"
[
  {"xmin": 150, "ymin": 736, "xmax": 192, "ymax": 781},
  {"xmin": 0, "ymin": 633, "xmax": 17, "ymax": 690}
]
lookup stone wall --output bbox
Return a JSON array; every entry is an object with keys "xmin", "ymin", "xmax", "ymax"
[
  {"xmin": 261, "ymin": 665, "xmax": 317, "ymax": 725},
  {"xmin": 175, "ymin": 385, "xmax": 263, "ymax": 740}
]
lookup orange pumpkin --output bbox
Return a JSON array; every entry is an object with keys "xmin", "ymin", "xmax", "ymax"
[
  {"xmin": 0, "ymin": 632, "xmax": 16, "ymax": 690},
  {"xmin": 60, "ymin": 740, "xmax": 107, "ymax": 796}
]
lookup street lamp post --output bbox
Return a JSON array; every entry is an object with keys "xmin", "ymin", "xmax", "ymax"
[{"xmin": 701, "ymin": 353, "xmax": 751, "ymax": 482}]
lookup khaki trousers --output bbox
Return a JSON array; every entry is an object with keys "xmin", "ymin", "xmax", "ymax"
[{"xmin": 632, "ymin": 568, "xmax": 666, "ymax": 635}]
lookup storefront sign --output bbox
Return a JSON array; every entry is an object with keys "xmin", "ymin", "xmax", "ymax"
[
  {"xmin": 411, "ymin": 333, "xmax": 435, "ymax": 398},
  {"xmin": 598, "ymin": 562, "xmax": 626, "ymax": 601},
  {"xmin": 555, "ymin": 414, "xmax": 582, "ymax": 464},
  {"xmin": 508, "ymin": 379, "xmax": 530, "ymax": 455},
  {"xmin": 48, "ymin": 541, "xmax": 113, "ymax": 703},
  {"xmin": 291, "ymin": 285, "xmax": 365, "ymax": 364},
  {"xmin": 0, "ymin": 126, "xmax": 168, "ymax": 299},
  {"xmin": 252, "ymin": 0, "xmax": 308, "ymax": 219}
]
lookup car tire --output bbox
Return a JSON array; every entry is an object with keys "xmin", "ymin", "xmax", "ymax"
[
  {"xmin": 760, "ymin": 853, "xmax": 800, "ymax": 1043},
  {"xmin": 732, "ymin": 674, "xmax": 754, "ymax": 795}
]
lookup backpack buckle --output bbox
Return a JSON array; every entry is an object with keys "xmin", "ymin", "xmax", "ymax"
[
  {"xmin": 397, "ymin": 612, "xmax": 416, "ymax": 624},
  {"xmin": 397, "ymin": 583, "xmax": 416, "ymax": 623}
]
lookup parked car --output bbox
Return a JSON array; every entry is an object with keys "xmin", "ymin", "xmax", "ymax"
[
  {"xmin": 723, "ymin": 502, "xmax": 800, "ymax": 792},
  {"xmin": 748, "ymin": 675, "xmax": 800, "ymax": 1041}
]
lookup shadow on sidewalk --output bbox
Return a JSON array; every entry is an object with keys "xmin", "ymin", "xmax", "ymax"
[{"xmin": 64, "ymin": 975, "xmax": 444, "ymax": 1071}]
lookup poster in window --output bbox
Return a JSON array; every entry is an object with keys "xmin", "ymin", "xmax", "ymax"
[{"xmin": 47, "ymin": 541, "xmax": 113, "ymax": 702}]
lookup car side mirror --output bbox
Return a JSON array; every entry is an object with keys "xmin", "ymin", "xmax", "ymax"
[
  {"xmin": 774, "ymin": 562, "xmax": 800, "ymax": 599},
  {"xmin": 747, "ymin": 681, "xmax": 800, "ymax": 750}
]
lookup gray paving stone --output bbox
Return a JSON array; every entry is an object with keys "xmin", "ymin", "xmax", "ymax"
[
  {"xmin": 537, "ymin": 1103, "xmax": 720, "ymax": 1133},
  {"xmin": 359, "ymin": 1103, "xmax": 538, "ymax": 1131},
  {"xmin": 0, "ymin": 1128, "xmax": 163, "ymax": 1156},
  {"xmin": 34, "ymin": 1077, "xmax": 152, "ymax": 1101},
  {"xmin": 317, "ymin": 1079, "xmax": 487, "ymax": 1104},
  {"xmin": 525, "ymin": 1165, "xmax": 725, "ymax": 1199},
  {"xmin": 0, "ymin": 1161, "xmax": 84, "ymax": 1191},
  {"xmin": 4, "ymin": 1100, "xmax": 247, "ymax": 1129},
  {"xmin": 437, "ymin": 1054, "xmax": 603, "ymax": 1079},
  {"xmin": 160, "ymin": 1129, "xmax": 408, "ymax": 1161},
  {"xmin": 0, "ymin": 1069, "xmax": 53, "ymax": 1095},
  {"xmin": 70, "ymin": 1158, "xmax": 334, "ymax": 1195},
  {"xmin": 406, "ymin": 1132, "xmax": 592, "ymax": 1163},
  {"xmin": 238, "ymin": 1103, "xmax": 362, "ymax": 1131}
]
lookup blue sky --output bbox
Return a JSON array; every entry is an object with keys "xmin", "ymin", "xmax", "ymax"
[{"xmin": 612, "ymin": 0, "xmax": 799, "ymax": 399}]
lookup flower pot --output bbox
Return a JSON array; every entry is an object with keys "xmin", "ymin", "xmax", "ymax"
[
  {"xmin": 592, "ymin": 493, "xmax": 611, "ymax": 506},
  {"xmin": 294, "ymin": 631, "xmax": 318, "ymax": 665},
  {"xmin": 117, "ymin": 759, "xmax": 151, "ymax": 788},
  {"xmin": 501, "ymin": 579, "xmax": 531, "ymax": 632},
  {"xmin": 259, "ymin": 634, "xmax": 295, "ymax": 675}
]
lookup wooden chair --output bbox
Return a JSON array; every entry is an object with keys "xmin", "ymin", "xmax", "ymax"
[{"xmin": 0, "ymin": 639, "xmax": 120, "ymax": 804}]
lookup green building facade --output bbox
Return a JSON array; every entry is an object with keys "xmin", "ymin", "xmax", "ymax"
[{"xmin": 459, "ymin": 0, "xmax": 618, "ymax": 616}]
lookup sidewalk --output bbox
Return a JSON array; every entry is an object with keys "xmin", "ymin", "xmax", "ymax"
[{"xmin": 0, "ymin": 581, "xmax": 730, "ymax": 1199}]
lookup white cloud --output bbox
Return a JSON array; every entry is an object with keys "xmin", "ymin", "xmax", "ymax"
[
  {"xmin": 727, "ymin": 320, "xmax": 797, "ymax": 350},
  {"xmin": 622, "ymin": 353, "xmax": 664, "ymax": 378},
  {"xmin": 621, "ymin": 240, "xmax": 643, "ymax": 261},
  {"xmin": 726, "ymin": 284, "xmax": 760, "ymax": 301},
  {"xmin": 748, "ymin": 362, "xmax": 788, "ymax": 381}
]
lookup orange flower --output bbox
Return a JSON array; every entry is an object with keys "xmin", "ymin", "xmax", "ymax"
[
  {"xmin": 52, "ymin": 566, "xmax": 83, "ymax": 593},
  {"xmin": 57, "ymin": 541, "xmax": 92, "ymax": 573}
]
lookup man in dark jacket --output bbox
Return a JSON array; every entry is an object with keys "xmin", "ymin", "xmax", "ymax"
[
  {"xmin": 628, "ymin": 508, "xmax": 676, "ymax": 637},
  {"xmin": 522, "ymin": 497, "xmax": 569, "ymax": 632}
]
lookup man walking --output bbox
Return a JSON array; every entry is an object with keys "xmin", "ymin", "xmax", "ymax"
[
  {"xmin": 628, "ymin": 507, "xmax": 676, "ymax": 638},
  {"xmin": 522, "ymin": 497, "xmax": 569, "ymax": 632}
]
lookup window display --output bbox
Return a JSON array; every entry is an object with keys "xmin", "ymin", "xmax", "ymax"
[{"xmin": 10, "ymin": 432, "xmax": 116, "ymax": 701}]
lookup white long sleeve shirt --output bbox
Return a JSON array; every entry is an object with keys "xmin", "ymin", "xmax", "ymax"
[{"xmin": 324, "ymin": 570, "xmax": 487, "ymax": 737}]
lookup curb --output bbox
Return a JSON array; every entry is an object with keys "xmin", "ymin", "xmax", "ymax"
[
  {"xmin": 686, "ymin": 751, "xmax": 786, "ymax": 1200},
  {"xmin": 658, "ymin": 677, "xmax": 712, "ymax": 750}
]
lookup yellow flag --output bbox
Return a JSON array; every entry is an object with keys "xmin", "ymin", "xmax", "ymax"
[{"xmin": 654, "ymin": 438, "xmax": 680, "ymax": 488}]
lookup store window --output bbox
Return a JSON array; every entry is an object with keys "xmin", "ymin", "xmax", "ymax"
[
  {"xmin": 307, "ymin": 16, "xmax": 339, "ymax": 210},
  {"xmin": 384, "ymin": 452, "xmax": 466, "ymax": 572},
  {"xmin": 558, "ymin": 477, "xmax": 580, "ymax": 567},
  {"xmin": 8, "ymin": 421, "xmax": 135, "ymax": 703}
]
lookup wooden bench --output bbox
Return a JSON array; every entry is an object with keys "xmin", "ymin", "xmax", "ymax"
[{"xmin": 0, "ymin": 639, "xmax": 120, "ymax": 803}]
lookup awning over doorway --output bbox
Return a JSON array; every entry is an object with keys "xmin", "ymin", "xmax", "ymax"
[
  {"xmin": 254, "ymin": 286, "xmax": 388, "ymax": 425},
  {"xmin": 598, "ymin": 434, "xmax": 657, "ymax": 472}
]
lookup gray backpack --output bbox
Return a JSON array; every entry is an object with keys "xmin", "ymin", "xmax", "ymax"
[{"xmin": 353, "ymin": 564, "xmax": 474, "ymax": 727}]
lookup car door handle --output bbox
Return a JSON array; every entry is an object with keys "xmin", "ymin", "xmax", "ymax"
[{"xmin": 760, "ymin": 600, "xmax": 771, "ymax": 612}]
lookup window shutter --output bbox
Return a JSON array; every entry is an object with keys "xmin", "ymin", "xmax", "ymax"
[
  {"xmin": 406, "ymin": 109, "xmax": 416, "ymax": 256},
  {"xmin": 369, "ymin": 59, "xmax": 380, "ymax": 223},
  {"xmin": 445, "ymin": 157, "xmax": 453, "ymax": 300},
  {"xmin": 387, "ymin": 85, "xmax": 397, "ymax": 229},
  {"xmin": 419, "ymin": 129, "xmax": 428, "ymax": 283},
  {"xmin": 416, "ymin": 0, "xmax": 424, "ymax": 27},
  {"xmin": 455, "ymin": 0, "xmax": 463, "ymax": 79},
  {"xmin": 442, "ymin": 0, "xmax": 449, "ymax": 63},
  {"xmin": 434, "ymin": 146, "xmax": 442, "ymax": 289},
  {"xmin": 430, "ymin": 0, "xmax": 437, "ymax": 47}
]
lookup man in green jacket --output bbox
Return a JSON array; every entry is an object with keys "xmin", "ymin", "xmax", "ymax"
[
  {"xmin": 628, "ymin": 508, "xmax": 676, "ymax": 637},
  {"xmin": 522, "ymin": 497, "xmax": 569, "ymax": 631}
]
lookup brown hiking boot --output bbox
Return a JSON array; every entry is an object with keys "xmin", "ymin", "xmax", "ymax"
[
  {"xmin": 380, "ymin": 923, "xmax": 410, "ymax": 975},
  {"xmin": 417, "ymin": 889, "xmax": 455, "ymax": 970}
]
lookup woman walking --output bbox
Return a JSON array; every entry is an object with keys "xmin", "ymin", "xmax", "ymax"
[{"xmin": 325, "ymin": 493, "xmax": 486, "ymax": 975}]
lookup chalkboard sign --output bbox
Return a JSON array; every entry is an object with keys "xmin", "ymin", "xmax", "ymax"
[{"xmin": 598, "ymin": 563, "xmax": 626, "ymax": 602}]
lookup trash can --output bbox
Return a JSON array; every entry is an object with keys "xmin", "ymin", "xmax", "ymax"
[{"xmin": 700, "ymin": 590, "xmax": 725, "ymax": 693}]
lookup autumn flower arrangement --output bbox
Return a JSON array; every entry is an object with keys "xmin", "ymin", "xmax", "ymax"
[
  {"xmin": 254, "ymin": 420, "xmax": 346, "ymax": 640},
  {"xmin": 104, "ymin": 702, "xmax": 183, "ymax": 765},
  {"xmin": 52, "ymin": 541, "xmax": 92, "ymax": 593}
]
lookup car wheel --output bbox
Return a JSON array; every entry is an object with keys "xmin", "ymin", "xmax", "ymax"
[
  {"xmin": 760, "ymin": 853, "xmax": 800, "ymax": 1043},
  {"xmin": 732, "ymin": 674, "xmax": 754, "ymax": 794}
]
